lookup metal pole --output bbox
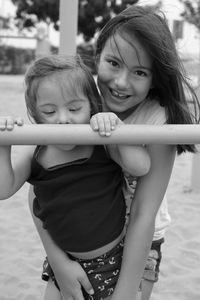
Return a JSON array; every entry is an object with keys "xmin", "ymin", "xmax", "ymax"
[
  {"xmin": 1, "ymin": 124, "xmax": 200, "ymax": 145},
  {"xmin": 59, "ymin": 0, "xmax": 78, "ymax": 55},
  {"xmin": 191, "ymin": 32, "xmax": 200, "ymax": 191}
]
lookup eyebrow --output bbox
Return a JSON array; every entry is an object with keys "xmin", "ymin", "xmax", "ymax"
[{"xmin": 133, "ymin": 65, "xmax": 152, "ymax": 71}]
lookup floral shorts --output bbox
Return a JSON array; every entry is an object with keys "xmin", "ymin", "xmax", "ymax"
[{"xmin": 42, "ymin": 238, "xmax": 124, "ymax": 300}]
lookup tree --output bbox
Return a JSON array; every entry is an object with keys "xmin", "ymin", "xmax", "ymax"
[
  {"xmin": 78, "ymin": 0, "xmax": 139, "ymax": 41},
  {"xmin": 11, "ymin": 0, "xmax": 139, "ymax": 41},
  {"xmin": 11, "ymin": 0, "xmax": 59, "ymax": 29},
  {"xmin": 179, "ymin": 0, "xmax": 200, "ymax": 30}
]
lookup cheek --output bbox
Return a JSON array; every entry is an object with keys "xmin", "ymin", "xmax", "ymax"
[
  {"xmin": 136, "ymin": 81, "xmax": 152, "ymax": 97},
  {"xmin": 97, "ymin": 64, "xmax": 111, "ymax": 83},
  {"xmin": 79, "ymin": 109, "xmax": 91, "ymax": 124}
]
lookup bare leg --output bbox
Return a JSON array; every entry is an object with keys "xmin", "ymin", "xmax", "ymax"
[{"xmin": 44, "ymin": 279, "xmax": 62, "ymax": 300}]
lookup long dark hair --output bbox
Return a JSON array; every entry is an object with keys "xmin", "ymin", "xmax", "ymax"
[{"xmin": 96, "ymin": 5, "xmax": 200, "ymax": 154}]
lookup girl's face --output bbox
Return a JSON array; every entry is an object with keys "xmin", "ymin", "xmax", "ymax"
[
  {"xmin": 36, "ymin": 73, "xmax": 91, "ymax": 125},
  {"xmin": 35, "ymin": 72, "xmax": 91, "ymax": 150},
  {"xmin": 97, "ymin": 33, "xmax": 153, "ymax": 118}
]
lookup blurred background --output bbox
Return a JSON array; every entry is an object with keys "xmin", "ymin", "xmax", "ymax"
[
  {"xmin": 0, "ymin": 0, "xmax": 199, "ymax": 82},
  {"xmin": 0, "ymin": 2, "xmax": 200, "ymax": 300}
]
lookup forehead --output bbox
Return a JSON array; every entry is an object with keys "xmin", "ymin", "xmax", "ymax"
[
  {"xmin": 37, "ymin": 70, "xmax": 86, "ymax": 99},
  {"xmin": 102, "ymin": 33, "xmax": 152, "ymax": 69}
]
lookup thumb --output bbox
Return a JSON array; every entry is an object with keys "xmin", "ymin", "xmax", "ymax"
[{"xmin": 79, "ymin": 274, "xmax": 94, "ymax": 296}]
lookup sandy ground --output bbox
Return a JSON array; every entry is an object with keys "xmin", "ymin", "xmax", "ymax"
[{"xmin": 0, "ymin": 75, "xmax": 200, "ymax": 300}]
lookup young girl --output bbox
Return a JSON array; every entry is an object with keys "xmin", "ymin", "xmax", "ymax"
[
  {"xmin": 28, "ymin": 5, "xmax": 200, "ymax": 300},
  {"xmin": 94, "ymin": 4, "xmax": 200, "ymax": 300},
  {"xmin": 0, "ymin": 54, "xmax": 150, "ymax": 300}
]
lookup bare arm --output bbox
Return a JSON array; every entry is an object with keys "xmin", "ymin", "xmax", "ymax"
[
  {"xmin": 108, "ymin": 144, "xmax": 150, "ymax": 176},
  {"xmin": 0, "ymin": 116, "xmax": 33, "ymax": 199},
  {"xmin": 0, "ymin": 143, "xmax": 34, "ymax": 199},
  {"xmin": 90, "ymin": 112, "xmax": 151, "ymax": 176},
  {"xmin": 111, "ymin": 144, "xmax": 176, "ymax": 300}
]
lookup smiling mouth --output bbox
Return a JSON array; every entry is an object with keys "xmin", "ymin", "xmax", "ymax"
[{"xmin": 109, "ymin": 88, "xmax": 131, "ymax": 99}]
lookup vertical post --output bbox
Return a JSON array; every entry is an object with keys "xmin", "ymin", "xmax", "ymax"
[
  {"xmin": 191, "ymin": 34, "xmax": 200, "ymax": 191},
  {"xmin": 191, "ymin": 88, "xmax": 200, "ymax": 191},
  {"xmin": 59, "ymin": 0, "xmax": 78, "ymax": 55}
]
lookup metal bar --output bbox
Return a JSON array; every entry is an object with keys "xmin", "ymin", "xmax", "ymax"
[
  {"xmin": 59, "ymin": 0, "xmax": 78, "ymax": 55},
  {"xmin": 0, "ymin": 124, "xmax": 200, "ymax": 145}
]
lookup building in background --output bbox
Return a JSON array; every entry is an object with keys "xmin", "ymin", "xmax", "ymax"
[{"xmin": 160, "ymin": 0, "xmax": 199, "ymax": 60}]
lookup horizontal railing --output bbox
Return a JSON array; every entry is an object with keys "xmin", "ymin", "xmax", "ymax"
[{"xmin": 0, "ymin": 124, "xmax": 200, "ymax": 145}]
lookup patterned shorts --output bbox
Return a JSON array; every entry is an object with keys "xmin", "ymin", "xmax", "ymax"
[
  {"xmin": 42, "ymin": 237, "xmax": 163, "ymax": 299},
  {"xmin": 143, "ymin": 238, "xmax": 164, "ymax": 282},
  {"xmin": 42, "ymin": 238, "xmax": 124, "ymax": 300}
]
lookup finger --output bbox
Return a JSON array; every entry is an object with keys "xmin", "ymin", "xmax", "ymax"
[
  {"xmin": 103, "ymin": 115, "xmax": 112, "ymax": 136},
  {"xmin": 0, "ymin": 117, "xmax": 7, "ymax": 131},
  {"xmin": 60, "ymin": 293, "xmax": 73, "ymax": 300},
  {"xmin": 109, "ymin": 114, "xmax": 118, "ymax": 130},
  {"xmin": 90, "ymin": 116, "xmax": 99, "ymax": 131},
  {"xmin": 79, "ymin": 276, "xmax": 94, "ymax": 296},
  {"xmin": 96, "ymin": 114, "xmax": 106, "ymax": 136},
  {"xmin": 73, "ymin": 289, "xmax": 86, "ymax": 300},
  {"xmin": 15, "ymin": 117, "xmax": 24, "ymax": 126},
  {"xmin": 6, "ymin": 117, "xmax": 15, "ymax": 130}
]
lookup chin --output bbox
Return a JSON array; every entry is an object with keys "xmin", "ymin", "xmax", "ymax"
[
  {"xmin": 106, "ymin": 103, "xmax": 125, "ymax": 113},
  {"xmin": 58, "ymin": 144, "xmax": 76, "ymax": 151}
]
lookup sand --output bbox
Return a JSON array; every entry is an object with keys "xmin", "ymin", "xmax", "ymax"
[{"xmin": 0, "ymin": 75, "xmax": 200, "ymax": 300}]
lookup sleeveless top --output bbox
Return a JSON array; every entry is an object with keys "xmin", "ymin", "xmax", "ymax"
[
  {"xmin": 123, "ymin": 99, "xmax": 171, "ymax": 240},
  {"xmin": 28, "ymin": 145, "xmax": 126, "ymax": 252}
]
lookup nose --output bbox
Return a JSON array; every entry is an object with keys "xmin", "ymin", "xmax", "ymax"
[
  {"xmin": 114, "ymin": 69, "xmax": 130, "ymax": 89},
  {"xmin": 57, "ymin": 110, "xmax": 71, "ymax": 124}
]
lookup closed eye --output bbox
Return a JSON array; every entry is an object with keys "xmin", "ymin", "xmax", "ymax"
[
  {"xmin": 42, "ymin": 111, "xmax": 55, "ymax": 115},
  {"xmin": 69, "ymin": 107, "xmax": 81, "ymax": 112}
]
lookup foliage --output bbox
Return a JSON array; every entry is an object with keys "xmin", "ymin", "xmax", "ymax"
[
  {"xmin": 179, "ymin": 0, "xmax": 200, "ymax": 30},
  {"xmin": 11, "ymin": 0, "xmax": 139, "ymax": 41},
  {"xmin": 78, "ymin": 0, "xmax": 139, "ymax": 41},
  {"xmin": 11, "ymin": 0, "xmax": 59, "ymax": 29}
]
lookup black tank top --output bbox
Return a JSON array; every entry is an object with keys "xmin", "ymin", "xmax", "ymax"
[{"xmin": 28, "ymin": 145, "xmax": 126, "ymax": 252}]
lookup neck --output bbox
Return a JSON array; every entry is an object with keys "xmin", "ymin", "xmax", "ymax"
[
  {"xmin": 103, "ymin": 104, "xmax": 141, "ymax": 121},
  {"xmin": 38, "ymin": 145, "xmax": 93, "ymax": 169}
]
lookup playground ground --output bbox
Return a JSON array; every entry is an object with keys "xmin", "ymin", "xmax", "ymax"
[{"xmin": 0, "ymin": 58, "xmax": 200, "ymax": 299}]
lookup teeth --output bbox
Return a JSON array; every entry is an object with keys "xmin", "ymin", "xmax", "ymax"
[{"xmin": 111, "ymin": 89, "xmax": 129, "ymax": 99}]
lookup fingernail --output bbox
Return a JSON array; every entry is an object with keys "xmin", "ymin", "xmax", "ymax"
[
  {"xmin": 89, "ymin": 289, "xmax": 94, "ymax": 295},
  {"xmin": 106, "ymin": 132, "xmax": 111, "ymax": 136}
]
